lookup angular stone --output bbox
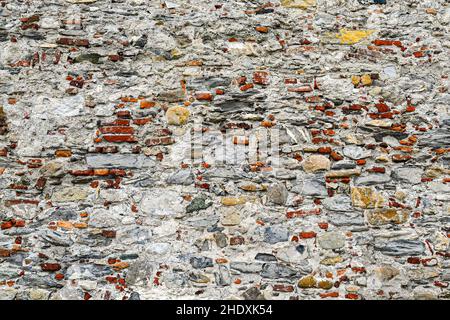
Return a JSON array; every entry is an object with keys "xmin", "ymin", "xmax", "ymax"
[
  {"xmin": 276, "ymin": 246, "xmax": 307, "ymax": 264},
  {"xmin": 40, "ymin": 230, "xmax": 74, "ymax": 247},
  {"xmin": 354, "ymin": 174, "xmax": 391, "ymax": 186},
  {"xmin": 230, "ymin": 262, "xmax": 263, "ymax": 273},
  {"xmin": 418, "ymin": 119, "xmax": 450, "ymax": 148},
  {"xmin": 215, "ymin": 265, "xmax": 231, "ymax": 286},
  {"xmin": 211, "ymin": 233, "xmax": 226, "ymax": 248},
  {"xmin": 166, "ymin": 169, "xmax": 195, "ymax": 185},
  {"xmin": 367, "ymin": 120, "xmax": 393, "ymax": 128},
  {"xmin": 264, "ymin": 225, "xmax": 289, "ymax": 244},
  {"xmin": 295, "ymin": 176, "xmax": 327, "ymax": 197},
  {"xmin": 185, "ymin": 216, "xmax": 219, "ymax": 229},
  {"xmin": 238, "ymin": 182, "xmax": 267, "ymax": 192},
  {"xmin": 242, "ymin": 287, "xmax": 265, "ymax": 300},
  {"xmin": 302, "ymin": 155, "xmax": 330, "ymax": 173},
  {"xmin": 189, "ymin": 272, "xmax": 210, "ymax": 283},
  {"xmin": 255, "ymin": 253, "xmax": 277, "ymax": 262},
  {"xmin": 52, "ymin": 187, "xmax": 88, "ymax": 202},
  {"xmin": 331, "ymin": 160, "xmax": 356, "ymax": 170},
  {"xmin": 267, "ymin": 183, "xmax": 288, "ymax": 205},
  {"xmin": 392, "ymin": 167, "xmax": 423, "ymax": 185},
  {"xmin": 186, "ymin": 195, "xmax": 212, "ymax": 213},
  {"xmin": 342, "ymin": 145, "xmax": 371, "ymax": 160},
  {"xmin": 351, "ymin": 187, "xmax": 385, "ymax": 209},
  {"xmin": 374, "ymin": 265, "xmax": 400, "ymax": 281},
  {"xmin": 86, "ymin": 154, "xmax": 151, "ymax": 169},
  {"xmin": 318, "ymin": 232, "xmax": 346, "ymax": 250},
  {"xmin": 141, "ymin": 190, "xmax": 184, "ymax": 216},
  {"xmin": 260, "ymin": 263, "xmax": 298, "ymax": 279},
  {"xmin": 190, "ymin": 256, "xmax": 213, "ymax": 269},
  {"xmin": 375, "ymin": 240, "xmax": 425, "ymax": 256},
  {"xmin": 326, "ymin": 169, "xmax": 361, "ymax": 178},
  {"xmin": 320, "ymin": 256, "xmax": 343, "ymax": 265},
  {"xmin": 323, "ymin": 195, "xmax": 352, "ymax": 211},
  {"xmin": 220, "ymin": 210, "xmax": 241, "ymax": 226},
  {"xmin": 367, "ymin": 209, "xmax": 409, "ymax": 225},
  {"xmin": 328, "ymin": 213, "xmax": 366, "ymax": 227},
  {"xmin": 73, "ymin": 53, "xmax": 101, "ymax": 64}
]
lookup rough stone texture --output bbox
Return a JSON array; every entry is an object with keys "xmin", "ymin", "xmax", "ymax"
[{"xmin": 0, "ymin": 0, "xmax": 449, "ymax": 301}]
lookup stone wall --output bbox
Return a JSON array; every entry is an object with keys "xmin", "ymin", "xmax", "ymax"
[{"xmin": 0, "ymin": 0, "xmax": 449, "ymax": 300}]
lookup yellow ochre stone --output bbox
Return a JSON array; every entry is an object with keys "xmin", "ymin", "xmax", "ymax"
[
  {"xmin": 351, "ymin": 75, "xmax": 361, "ymax": 86},
  {"xmin": 318, "ymin": 280, "xmax": 334, "ymax": 290},
  {"xmin": 281, "ymin": 0, "xmax": 316, "ymax": 9},
  {"xmin": 221, "ymin": 197, "xmax": 247, "ymax": 206},
  {"xmin": 336, "ymin": 29, "xmax": 375, "ymax": 45},
  {"xmin": 351, "ymin": 187, "xmax": 384, "ymax": 209},
  {"xmin": 298, "ymin": 275, "xmax": 317, "ymax": 288},
  {"xmin": 352, "ymin": 74, "xmax": 373, "ymax": 86},
  {"xmin": 367, "ymin": 209, "xmax": 409, "ymax": 225},
  {"xmin": 166, "ymin": 106, "xmax": 190, "ymax": 125},
  {"xmin": 361, "ymin": 74, "xmax": 373, "ymax": 86},
  {"xmin": 320, "ymin": 256, "xmax": 343, "ymax": 265}
]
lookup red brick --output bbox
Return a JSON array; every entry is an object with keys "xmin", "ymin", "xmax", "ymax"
[
  {"xmin": 145, "ymin": 137, "xmax": 175, "ymax": 146},
  {"xmin": 330, "ymin": 151, "xmax": 343, "ymax": 161},
  {"xmin": 372, "ymin": 39, "xmax": 402, "ymax": 47},
  {"xmin": 318, "ymin": 147, "xmax": 332, "ymax": 154},
  {"xmin": 299, "ymin": 231, "xmax": 317, "ymax": 239},
  {"xmin": 99, "ymin": 126, "xmax": 134, "ymax": 134},
  {"xmin": 133, "ymin": 118, "xmax": 152, "ymax": 126},
  {"xmin": 240, "ymin": 83, "xmax": 254, "ymax": 91},
  {"xmin": 108, "ymin": 54, "xmax": 123, "ymax": 62},
  {"xmin": 55, "ymin": 273, "xmax": 65, "ymax": 281},
  {"xmin": 103, "ymin": 135, "xmax": 137, "ymax": 143},
  {"xmin": 55, "ymin": 150, "xmax": 72, "ymax": 157},
  {"xmin": 1, "ymin": 221, "xmax": 14, "ymax": 230},
  {"xmin": 230, "ymin": 236, "xmax": 245, "ymax": 245},
  {"xmin": 284, "ymin": 78, "xmax": 298, "ymax": 84},
  {"xmin": 368, "ymin": 167, "xmax": 385, "ymax": 173},
  {"xmin": 286, "ymin": 208, "xmax": 321, "ymax": 219},
  {"xmin": 102, "ymin": 119, "xmax": 130, "ymax": 126},
  {"xmin": 255, "ymin": 26, "xmax": 269, "ymax": 33},
  {"xmin": 94, "ymin": 146, "xmax": 119, "ymax": 153},
  {"xmin": 140, "ymin": 101, "xmax": 156, "ymax": 109},
  {"xmin": 116, "ymin": 111, "xmax": 132, "ymax": 119},
  {"xmin": 345, "ymin": 293, "xmax": 359, "ymax": 300},
  {"xmin": 375, "ymin": 102, "xmax": 390, "ymax": 113},
  {"xmin": 102, "ymin": 230, "xmax": 117, "ymax": 238},
  {"xmin": 195, "ymin": 92, "xmax": 213, "ymax": 101},
  {"xmin": 41, "ymin": 263, "xmax": 61, "ymax": 272},
  {"xmin": 287, "ymin": 85, "xmax": 312, "ymax": 93},
  {"xmin": 273, "ymin": 284, "xmax": 294, "ymax": 292},
  {"xmin": 0, "ymin": 248, "xmax": 11, "ymax": 257},
  {"xmin": 5, "ymin": 199, "xmax": 39, "ymax": 206},
  {"xmin": 320, "ymin": 292, "xmax": 339, "ymax": 299},
  {"xmin": 407, "ymin": 257, "xmax": 421, "ymax": 264},
  {"xmin": 56, "ymin": 38, "xmax": 89, "ymax": 47},
  {"xmin": 70, "ymin": 169, "xmax": 95, "ymax": 176},
  {"xmin": 253, "ymin": 71, "xmax": 269, "ymax": 85}
]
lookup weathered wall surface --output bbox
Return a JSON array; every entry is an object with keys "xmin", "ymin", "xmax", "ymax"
[{"xmin": 0, "ymin": 0, "xmax": 449, "ymax": 300}]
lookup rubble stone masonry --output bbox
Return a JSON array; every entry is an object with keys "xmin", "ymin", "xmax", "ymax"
[{"xmin": 0, "ymin": 0, "xmax": 449, "ymax": 300}]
